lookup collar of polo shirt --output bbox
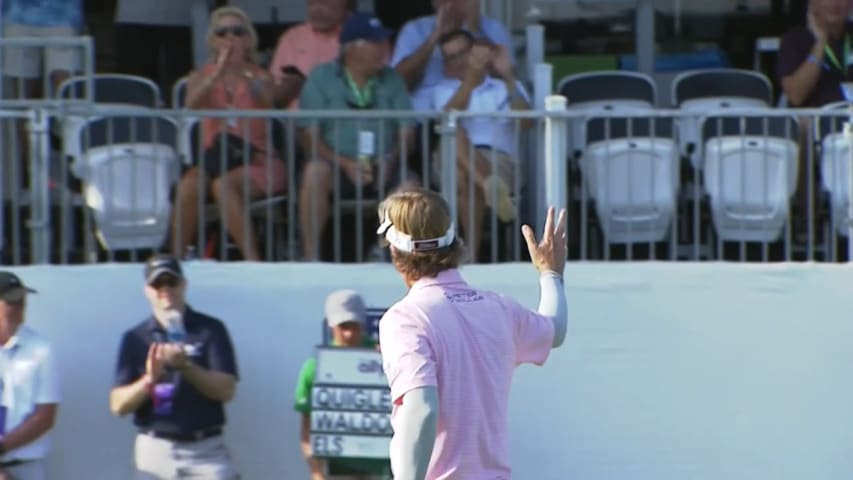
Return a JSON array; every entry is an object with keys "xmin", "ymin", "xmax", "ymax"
[{"xmin": 376, "ymin": 213, "xmax": 455, "ymax": 253}]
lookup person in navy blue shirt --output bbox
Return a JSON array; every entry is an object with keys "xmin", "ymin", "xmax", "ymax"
[
  {"xmin": 109, "ymin": 254, "xmax": 240, "ymax": 480},
  {"xmin": 778, "ymin": 0, "xmax": 853, "ymax": 107}
]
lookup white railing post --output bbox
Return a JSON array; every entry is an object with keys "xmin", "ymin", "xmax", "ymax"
[
  {"xmin": 533, "ymin": 63, "xmax": 553, "ymax": 111},
  {"xmin": 526, "ymin": 24, "xmax": 545, "ymax": 82},
  {"xmin": 27, "ymin": 108, "xmax": 51, "ymax": 264},
  {"xmin": 544, "ymin": 95, "xmax": 568, "ymax": 219},
  {"xmin": 533, "ymin": 63, "xmax": 554, "ymax": 224},
  {"xmin": 437, "ymin": 114, "xmax": 459, "ymax": 225},
  {"xmin": 82, "ymin": 35, "xmax": 95, "ymax": 103}
]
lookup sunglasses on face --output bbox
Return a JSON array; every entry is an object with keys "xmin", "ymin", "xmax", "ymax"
[{"xmin": 215, "ymin": 25, "xmax": 248, "ymax": 38}]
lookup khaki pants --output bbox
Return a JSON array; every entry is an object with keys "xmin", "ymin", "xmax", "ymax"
[{"xmin": 133, "ymin": 433, "xmax": 239, "ymax": 480}]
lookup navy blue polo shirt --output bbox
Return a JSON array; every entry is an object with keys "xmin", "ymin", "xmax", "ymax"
[{"xmin": 113, "ymin": 306, "xmax": 239, "ymax": 434}]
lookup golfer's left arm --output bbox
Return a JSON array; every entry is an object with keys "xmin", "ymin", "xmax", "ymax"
[
  {"xmin": 393, "ymin": 386, "xmax": 439, "ymax": 480},
  {"xmin": 537, "ymin": 271, "xmax": 568, "ymax": 347},
  {"xmin": 379, "ymin": 310, "xmax": 439, "ymax": 480}
]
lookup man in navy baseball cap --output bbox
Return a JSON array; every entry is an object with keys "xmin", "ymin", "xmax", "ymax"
[{"xmin": 295, "ymin": 10, "xmax": 418, "ymax": 261}]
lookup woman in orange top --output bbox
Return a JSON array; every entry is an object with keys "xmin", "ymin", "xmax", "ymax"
[{"xmin": 170, "ymin": 6, "xmax": 286, "ymax": 261}]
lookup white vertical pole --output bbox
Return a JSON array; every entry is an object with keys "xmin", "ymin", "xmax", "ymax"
[
  {"xmin": 544, "ymin": 95, "xmax": 568, "ymax": 219},
  {"xmin": 28, "ymin": 108, "xmax": 51, "ymax": 264},
  {"xmin": 438, "ymin": 115, "xmax": 459, "ymax": 225},
  {"xmin": 533, "ymin": 63, "xmax": 553, "ymax": 111},
  {"xmin": 526, "ymin": 24, "xmax": 545, "ymax": 83},
  {"xmin": 534, "ymin": 63, "xmax": 554, "ymax": 225}
]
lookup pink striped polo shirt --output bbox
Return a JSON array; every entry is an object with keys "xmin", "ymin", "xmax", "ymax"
[{"xmin": 379, "ymin": 269, "xmax": 555, "ymax": 479}]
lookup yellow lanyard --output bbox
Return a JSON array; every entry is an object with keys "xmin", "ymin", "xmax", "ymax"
[{"xmin": 823, "ymin": 35, "xmax": 851, "ymax": 79}]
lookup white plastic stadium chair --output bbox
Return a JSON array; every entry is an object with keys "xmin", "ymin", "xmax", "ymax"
[
  {"xmin": 559, "ymin": 71, "xmax": 679, "ymax": 244},
  {"xmin": 816, "ymin": 102, "xmax": 853, "ymax": 236},
  {"xmin": 671, "ymin": 69, "xmax": 773, "ymax": 170},
  {"xmin": 701, "ymin": 113, "xmax": 800, "ymax": 243},
  {"xmin": 70, "ymin": 115, "xmax": 180, "ymax": 251}
]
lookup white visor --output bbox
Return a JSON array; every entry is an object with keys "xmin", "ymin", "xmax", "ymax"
[{"xmin": 376, "ymin": 213, "xmax": 455, "ymax": 253}]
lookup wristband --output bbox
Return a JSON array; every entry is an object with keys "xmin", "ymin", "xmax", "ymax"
[
  {"xmin": 807, "ymin": 54, "xmax": 820, "ymax": 65},
  {"xmin": 540, "ymin": 270, "xmax": 563, "ymax": 282}
]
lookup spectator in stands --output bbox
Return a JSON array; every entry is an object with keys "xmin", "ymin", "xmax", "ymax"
[
  {"xmin": 416, "ymin": 30, "xmax": 532, "ymax": 261},
  {"xmin": 0, "ymin": 272, "xmax": 60, "ymax": 480},
  {"xmin": 109, "ymin": 255, "xmax": 240, "ymax": 480},
  {"xmin": 1, "ymin": 0, "xmax": 82, "ymax": 97},
  {"xmin": 777, "ymin": 0, "xmax": 852, "ymax": 239},
  {"xmin": 298, "ymin": 12, "xmax": 418, "ymax": 261},
  {"xmin": 170, "ymin": 6, "xmax": 286, "ymax": 261},
  {"xmin": 268, "ymin": 0, "xmax": 353, "ymax": 109},
  {"xmin": 390, "ymin": 0, "xmax": 515, "ymax": 108},
  {"xmin": 778, "ymin": 0, "xmax": 853, "ymax": 106},
  {"xmin": 113, "ymin": 0, "xmax": 194, "ymax": 104},
  {"xmin": 294, "ymin": 290, "xmax": 390, "ymax": 479}
]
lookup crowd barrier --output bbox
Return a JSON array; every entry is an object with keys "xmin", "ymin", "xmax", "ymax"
[
  {"xmin": 13, "ymin": 261, "xmax": 853, "ymax": 479},
  {"xmin": 3, "ymin": 103, "xmax": 853, "ymax": 265}
]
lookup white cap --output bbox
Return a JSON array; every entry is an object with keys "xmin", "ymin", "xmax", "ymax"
[
  {"xmin": 376, "ymin": 211, "xmax": 455, "ymax": 253},
  {"xmin": 325, "ymin": 290, "xmax": 367, "ymax": 328}
]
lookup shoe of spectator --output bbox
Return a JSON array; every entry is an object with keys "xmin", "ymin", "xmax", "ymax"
[{"xmin": 482, "ymin": 175, "xmax": 515, "ymax": 223}]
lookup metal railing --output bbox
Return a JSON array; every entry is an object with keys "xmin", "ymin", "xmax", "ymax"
[
  {"xmin": 0, "ymin": 36, "xmax": 96, "ymax": 106},
  {"xmin": 3, "ymin": 103, "xmax": 853, "ymax": 265}
]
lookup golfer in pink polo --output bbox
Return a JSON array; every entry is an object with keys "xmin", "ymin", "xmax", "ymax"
[{"xmin": 376, "ymin": 188, "xmax": 568, "ymax": 480}]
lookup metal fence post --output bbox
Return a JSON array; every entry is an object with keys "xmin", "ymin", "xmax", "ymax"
[
  {"xmin": 544, "ymin": 95, "xmax": 568, "ymax": 218},
  {"xmin": 436, "ymin": 114, "xmax": 458, "ymax": 225},
  {"xmin": 27, "ymin": 108, "xmax": 51, "ymax": 264}
]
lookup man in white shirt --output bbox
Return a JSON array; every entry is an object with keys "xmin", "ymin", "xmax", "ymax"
[
  {"xmin": 0, "ymin": 272, "xmax": 60, "ymax": 480},
  {"xmin": 391, "ymin": 0, "xmax": 515, "ymax": 109},
  {"xmin": 415, "ymin": 29, "xmax": 532, "ymax": 262}
]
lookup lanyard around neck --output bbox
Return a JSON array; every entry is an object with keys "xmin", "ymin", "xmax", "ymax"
[
  {"xmin": 344, "ymin": 70, "xmax": 375, "ymax": 108},
  {"xmin": 823, "ymin": 34, "xmax": 851, "ymax": 79}
]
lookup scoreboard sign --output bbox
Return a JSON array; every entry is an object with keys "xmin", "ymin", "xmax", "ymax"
[{"xmin": 310, "ymin": 346, "xmax": 392, "ymax": 459}]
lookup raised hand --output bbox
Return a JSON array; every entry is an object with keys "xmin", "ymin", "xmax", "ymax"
[
  {"xmin": 521, "ymin": 207, "xmax": 568, "ymax": 276},
  {"xmin": 490, "ymin": 44, "xmax": 514, "ymax": 80},
  {"xmin": 212, "ymin": 46, "xmax": 231, "ymax": 80}
]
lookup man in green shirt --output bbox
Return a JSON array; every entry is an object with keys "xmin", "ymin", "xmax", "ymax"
[
  {"xmin": 296, "ymin": 12, "xmax": 419, "ymax": 261},
  {"xmin": 294, "ymin": 289, "xmax": 390, "ymax": 480}
]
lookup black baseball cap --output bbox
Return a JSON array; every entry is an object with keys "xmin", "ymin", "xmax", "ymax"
[
  {"xmin": 144, "ymin": 254, "xmax": 184, "ymax": 284},
  {"xmin": 0, "ymin": 271, "xmax": 37, "ymax": 302}
]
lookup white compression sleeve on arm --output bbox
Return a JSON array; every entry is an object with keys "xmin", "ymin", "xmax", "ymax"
[
  {"xmin": 538, "ymin": 271, "xmax": 568, "ymax": 347},
  {"xmin": 392, "ymin": 386, "xmax": 439, "ymax": 480}
]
